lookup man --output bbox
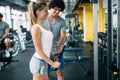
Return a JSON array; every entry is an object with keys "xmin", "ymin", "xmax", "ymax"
[
  {"xmin": 44, "ymin": 0, "xmax": 66, "ymax": 80},
  {"xmin": 0, "ymin": 13, "xmax": 11, "ymax": 57}
]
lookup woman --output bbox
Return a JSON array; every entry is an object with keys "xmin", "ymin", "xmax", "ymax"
[{"xmin": 28, "ymin": 1, "xmax": 60, "ymax": 80}]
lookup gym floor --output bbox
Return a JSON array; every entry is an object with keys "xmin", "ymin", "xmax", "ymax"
[{"xmin": 0, "ymin": 42, "xmax": 93, "ymax": 80}]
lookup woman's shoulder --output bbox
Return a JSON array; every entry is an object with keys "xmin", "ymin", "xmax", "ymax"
[
  {"xmin": 32, "ymin": 24, "xmax": 39, "ymax": 29},
  {"xmin": 31, "ymin": 24, "xmax": 41, "ymax": 32}
]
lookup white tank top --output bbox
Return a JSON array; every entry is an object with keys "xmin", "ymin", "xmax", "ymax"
[{"xmin": 34, "ymin": 24, "xmax": 53, "ymax": 59}]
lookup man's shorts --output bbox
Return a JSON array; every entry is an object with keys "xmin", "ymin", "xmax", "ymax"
[
  {"xmin": 0, "ymin": 37, "xmax": 6, "ymax": 49},
  {"xmin": 29, "ymin": 56, "xmax": 48, "ymax": 75},
  {"xmin": 48, "ymin": 53, "xmax": 64, "ymax": 71}
]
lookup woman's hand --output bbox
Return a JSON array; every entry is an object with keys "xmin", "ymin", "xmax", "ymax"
[{"xmin": 51, "ymin": 61, "xmax": 60, "ymax": 68}]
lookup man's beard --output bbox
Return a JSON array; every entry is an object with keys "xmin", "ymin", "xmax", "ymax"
[{"xmin": 0, "ymin": 19, "xmax": 2, "ymax": 22}]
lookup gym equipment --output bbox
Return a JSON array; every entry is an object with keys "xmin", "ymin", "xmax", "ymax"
[
  {"xmin": 98, "ymin": 32, "xmax": 107, "ymax": 64},
  {"xmin": 109, "ymin": 60, "xmax": 119, "ymax": 78},
  {"xmin": 98, "ymin": 0, "xmax": 120, "ymax": 80},
  {"xmin": 64, "ymin": 13, "xmax": 90, "ymax": 80},
  {"xmin": 0, "ymin": 44, "xmax": 12, "ymax": 69},
  {"xmin": 0, "ymin": 43, "xmax": 19, "ymax": 70},
  {"xmin": 65, "ymin": 13, "xmax": 84, "ymax": 48},
  {"xmin": 63, "ymin": 47, "xmax": 92, "ymax": 80},
  {"xmin": 0, "ymin": 29, "xmax": 19, "ymax": 70},
  {"xmin": 8, "ymin": 29, "xmax": 20, "ymax": 56}
]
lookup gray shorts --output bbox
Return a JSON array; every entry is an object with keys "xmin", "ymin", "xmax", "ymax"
[{"xmin": 29, "ymin": 56, "xmax": 48, "ymax": 75}]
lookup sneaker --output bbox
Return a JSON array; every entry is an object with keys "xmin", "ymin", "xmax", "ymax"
[{"xmin": 5, "ymin": 50, "xmax": 10, "ymax": 57}]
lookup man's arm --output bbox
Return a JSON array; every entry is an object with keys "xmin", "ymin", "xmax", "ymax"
[
  {"xmin": 56, "ymin": 30, "xmax": 66, "ymax": 52},
  {"xmin": 50, "ymin": 52, "xmax": 58, "ymax": 60},
  {"xmin": 1, "ymin": 28, "xmax": 10, "ymax": 40}
]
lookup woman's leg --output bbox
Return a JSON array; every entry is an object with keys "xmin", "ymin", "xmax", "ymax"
[{"xmin": 33, "ymin": 73, "xmax": 49, "ymax": 80}]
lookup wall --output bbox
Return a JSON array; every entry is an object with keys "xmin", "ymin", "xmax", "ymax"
[
  {"xmin": 73, "ymin": 3, "xmax": 93, "ymax": 41},
  {"xmin": 73, "ymin": 0, "xmax": 106, "ymax": 42}
]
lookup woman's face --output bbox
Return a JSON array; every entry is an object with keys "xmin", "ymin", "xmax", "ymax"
[{"xmin": 38, "ymin": 6, "xmax": 48, "ymax": 20}]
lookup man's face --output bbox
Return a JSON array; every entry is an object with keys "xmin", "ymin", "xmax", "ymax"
[
  {"xmin": 0, "ymin": 18, "xmax": 2, "ymax": 22},
  {"xmin": 50, "ymin": 7, "xmax": 61, "ymax": 17}
]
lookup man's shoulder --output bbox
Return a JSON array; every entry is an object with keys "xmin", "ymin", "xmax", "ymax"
[
  {"xmin": 58, "ymin": 16, "xmax": 65, "ymax": 22},
  {"xmin": 2, "ymin": 21, "xmax": 8, "ymax": 25},
  {"xmin": 1, "ymin": 21, "xmax": 9, "ymax": 28}
]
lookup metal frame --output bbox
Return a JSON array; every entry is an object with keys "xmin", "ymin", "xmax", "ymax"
[
  {"xmin": 93, "ymin": 2, "xmax": 99, "ymax": 80},
  {"xmin": 117, "ymin": 0, "xmax": 120, "ymax": 80},
  {"xmin": 107, "ymin": 0, "xmax": 113, "ymax": 80}
]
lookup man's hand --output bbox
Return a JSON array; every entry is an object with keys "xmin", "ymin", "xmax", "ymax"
[
  {"xmin": 50, "ymin": 53, "xmax": 59, "ymax": 61},
  {"xmin": 54, "ymin": 45, "xmax": 62, "ymax": 52},
  {"xmin": 53, "ymin": 56, "xmax": 59, "ymax": 61}
]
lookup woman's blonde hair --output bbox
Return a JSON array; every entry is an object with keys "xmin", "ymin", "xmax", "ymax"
[{"xmin": 28, "ymin": 1, "xmax": 47, "ymax": 28}]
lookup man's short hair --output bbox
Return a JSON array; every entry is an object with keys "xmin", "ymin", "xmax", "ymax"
[
  {"xmin": 48, "ymin": 0, "xmax": 65, "ymax": 11},
  {"xmin": 0, "ymin": 13, "xmax": 3, "ymax": 18}
]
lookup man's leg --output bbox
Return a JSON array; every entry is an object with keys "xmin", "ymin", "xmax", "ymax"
[
  {"xmin": 56, "ymin": 55, "xmax": 64, "ymax": 80},
  {"xmin": 4, "ymin": 38, "xmax": 11, "ymax": 49},
  {"xmin": 56, "ymin": 69, "xmax": 64, "ymax": 80},
  {"xmin": 4, "ymin": 38, "xmax": 11, "ymax": 57},
  {"xmin": 48, "ymin": 54, "xmax": 64, "ymax": 80}
]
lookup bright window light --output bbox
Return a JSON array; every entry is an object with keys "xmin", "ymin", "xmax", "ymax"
[{"xmin": 30, "ymin": 0, "xmax": 36, "ymax": 2}]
